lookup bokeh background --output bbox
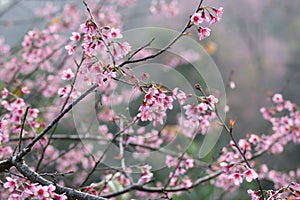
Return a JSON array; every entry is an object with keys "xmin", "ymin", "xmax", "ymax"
[{"xmin": 0, "ymin": 0, "xmax": 299, "ymax": 199}]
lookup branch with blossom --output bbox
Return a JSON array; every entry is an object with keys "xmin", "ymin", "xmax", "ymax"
[{"xmin": 0, "ymin": 0, "xmax": 299, "ymax": 200}]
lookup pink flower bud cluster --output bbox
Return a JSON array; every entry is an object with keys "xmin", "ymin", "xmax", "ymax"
[
  {"xmin": 137, "ymin": 86, "xmax": 175, "ymax": 126},
  {"xmin": 0, "ymin": 88, "xmax": 40, "ymax": 145},
  {"xmin": 190, "ymin": 7, "xmax": 223, "ymax": 40}
]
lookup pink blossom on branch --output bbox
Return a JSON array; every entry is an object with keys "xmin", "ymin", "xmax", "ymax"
[{"xmin": 197, "ymin": 27, "xmax": 211, "ymax": 40}]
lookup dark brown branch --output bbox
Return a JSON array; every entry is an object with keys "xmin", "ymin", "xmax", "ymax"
[{"xmin": 10, "ymin": 157, "xmax": 107, "ymax": 200}]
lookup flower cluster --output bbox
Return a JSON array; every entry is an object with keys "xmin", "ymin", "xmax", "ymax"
[
  {"xmin": 150, "ymin": 0, "xmax": 179, "ymax": 17},
  {"xmin": 137, "ymin": 85, "xmax": 175, "ymax": 126},
  {"xmin": 22, "ymin": 28, "xmax": 63, "ymax": 73},
  {"xmin": 166, "ymin": 156, "xmax": 195, "ymax": 189},
  {"xmin": 208, "ymin": 93, "xmax": 300, "ymax": 198},
  {"xmin": 126, "ymin": 128, "xmax": 163, "ymax": 160},
  {"xmin": 182, "ymin": 94, "xmax": 218, "ymax": 134},
  {"xmin": 1, "ymin": 88, "xmax": 40, "ymax": 145},
  {"xmin": 190, "ymin": 6, "xmax": 223, "ymax": 40},
  {"xmin": 3, "ymin": 177, "xmax": 67, "ymax": 200}
]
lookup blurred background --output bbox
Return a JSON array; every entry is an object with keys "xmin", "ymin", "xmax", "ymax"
[{"xmin": 0, "ymin": 0, "xmax": 299, "ymax": 199}]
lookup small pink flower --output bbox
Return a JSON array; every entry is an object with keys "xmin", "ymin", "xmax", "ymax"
[
  {"xmin": 2, "ymin": 88, "xmax": 8, "ymax": 99},
  {"xmin": 247, "ymin": 189, "xmax": 260, "ymax": 200},
  {"xmin": 182, "ymin": 179, "xmax": 193, "ymax": 188},
  {"xmin": 35, "ymin": 185, "xmax": 50, "ymax": 198},
  {"xmin": 244, "ymin": 168, "xmax": 258, "ymax": 182},
  {"xmin": 29, "ymin": 108, "xmax": 39, "ymax": 118},
  {"xmin": 207, "ymin": 95, "xmax": 218, "ymax": 104},
  {"xmin": 191, "ymin": 13, "xmax": 203, "ymax": 25},
  {"xmin": 175, "ymin": 167, "xmax": 186, "ymax": 175},
  {"xmin": 249, "ymin": 134, "xmax": 260, "ymax": 145},
  {"xmin": 185, "ymin": 159, "xmax": 194, "ymax": 169},
  {"xmin": 169, "ymin": 175, "xmax": 178, "ymax": 186},
  {"xmin": 70, "ymin": 32, "xmax": 81, "ymax": 41},
  {"xmin": 200, "ymin": 11, "xmax": 210, "ymax": 22},
  {"xmin": 58, "ymin": 85, "xmax": 71, "ymax": 98},
  {"xmin": 213, "ymin": 7, "xmax": 224, "ymax": 18},
  {"xmin": 3, "ymin": 177, "xmax": 18, "ymax": 192},
  {"xmin": 62, "ymin": 68, "xmax": 75, "ymax": 80},
  {"xmin": 272, "ymin": 93, "xmax": 283, "ymax": 103},
  {"xmin": 21, "ymin": 87, "xmax": 30, "ymax": 94},
  {"xmin": 55, "ymin": 194, "xmax": 68, "ymax": 200},
  {"xmin": 197, "ymin": 102, "xmax": 208, "ymax": 113},
  {"xmin": 197, "ymin": 27, "xmax": 211, "ymax": 40},
  {"xmin": 228, "ymin": 172, "xmax": 243, "ymax": 186},
  {"xmin": 65, "ymin": 45, "xmax": 76, "ymax": 55},
  {"xmin": 110, "ymin": 28, "xmax": 122, "ymax": 38}
]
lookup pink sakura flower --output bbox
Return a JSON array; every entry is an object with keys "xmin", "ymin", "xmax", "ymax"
[
  {"xmin": 1, "ymin": 88, "xmax": 8, "ymax": 99},
  {"xmin": 200, "ymin": 11, "xmax": 210, "ymax": 23},
  {"xmin": 169, "ymin": 175, "xmax": 178, "ymax": 186},
  {"xmin": 47, "ymin": 184, "xmax": 56, "ymax": 194},
  {"xmin": 58, "ymin": 85, "xmax": 71, "ymax": 98},
  {"xmin": 8, "ymin": 193, "xmax": 21, "ymax": 200},
  {"xmin": 191, "ymin": 13, "xmax": 203, "ymax": 25},
  {"xmin": 138, "ymin": 165, "xmax": 153, "ymax": 183},
  {"xmin": 111, "ymin": 42, "xmax": 131, "ymax": 60},
  {"xmin": 65, "ymin": 44, "xmax": 76, "ymax": 55},
  {"xmin": 207, "ymin": 95, "xmax": 219, "ymax": 104},
  {"xmin": 272, "ymin": 93, "xmax": 283, "ymax": 103},
  {"xmin": 197, "ymin": 102, "xmax": 208, "ymax": 113},
  {"xmin": 4, "ymin": 177, "xmax": 18, "ymax": 192},
  {"xmin": 228, "ymin": 172, "xmax": 243, "ymax": 186},
  {"xmin": 183, "ymin": 104, "xmax": 198, "ymax": 121},
  {"xmin": 55, "ymin": 194, "xmax": 68, "ymax": 200},
  {"xmin": 209, "ymin": 14, "xmax": 221, "ymax": 25},
  {"xmin": 70, "ymin": 32, "xmax": 81, "ymax": 41},
  {"xmin": 175, "ymin": 166, "xmax": 186, "ymax": 175},
  {"xmin": 244, "ymin": 168, "xmax": 258, "ymax": 182},
  {"xmin": 213, "ymin": 7, "xmax": 224, "ymax": 18},
  {"xmin": 110, "ymin": 28, "xmax": 122, "ymax": 38},
  {"xmin": 197, "ymin": 27, "xmax": 211, "ymax": 40},
  {"xmin": 166, "ymin": 155, "xmax": 178, "ymax": 167},
  {"xmin": 29, "ymin": 108, "xmax": 39, "ymax": 118},
  {"xmin": 21, "ymin": 87, "xmax": 30, "ymax": 94},
  {"xmin": 238, "ymin": 139, "xmax": 251, "ymax": 152},
  {"xmin": 61, "ymin": 68, "xmax": 75, "ymax": 80},
  {"xmin": 138, "ymin": 173, "xmax": 153, "ymax": 184},
  {"xmin": 34, "ymin": 185, "xmax": 50, "ymax": 198},
  {"xmin": 248, "ymin": 134, "xmax": 260, "ymax": 145},
  {"xmin": 172, "ymin": 88, "xmax": 192, "ymax": 105},
  {"xmin": 185, "ymin": 159, "xmax": 194, "ymax": 169},
  {"xmin": 182, "ymin": 179, "xmax": 193, "ymax": 189},
  {"xmin": 247, "ymin": 189, "xmax": 261, "ymax": 200},
  {"xmin": 284, "ymin": 100, "xmax": 294, "ymax": 111}
]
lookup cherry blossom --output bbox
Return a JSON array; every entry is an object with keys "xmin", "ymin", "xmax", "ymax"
[
  {"xmin": 70, "ymin": 32, "xmax": 81, "ymax": 41},
  {"xmin": 191, "ymin": 13, "xmax": 203, "ymax": 25},
  {"xmin": 244, "ymin": 168, "xmax": 258, "ymax": 182},
  {"xmin": 61, "ymin": 68, "xmax": 75, "ymax": 80},
  {"xmin": 3, "ymin": 177, "xmax": 18, "ymax": 192}
]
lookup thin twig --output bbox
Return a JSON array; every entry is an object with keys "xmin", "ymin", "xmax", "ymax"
[
  {"xmin": 17, "ymin": 84, "xmax": 98, "ymax": 160},
  {"xmin": 80, "ymin": 119, "xmax": 138, "ymax": 187},
  {"xmin": 82, "ymin": 0, "xmax": 116, "ymax": 66},
  {"xmin": 13, "ymin": 107, "xmax": 30, "ymax": 155}
]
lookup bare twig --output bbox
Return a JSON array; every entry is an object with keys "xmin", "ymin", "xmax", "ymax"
[
  {"xmin": 80, "ymin": 119, "xmax": 138, "ymax": 187},
  {"xmin": 13, "ymin": 107, "xmax": 30, "ymax": 155}
]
